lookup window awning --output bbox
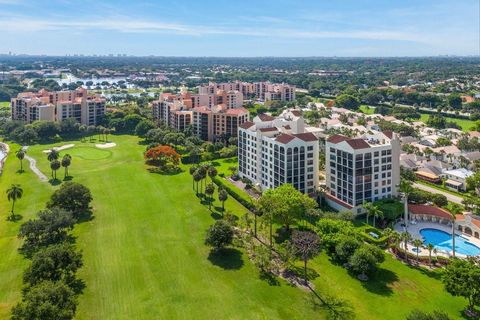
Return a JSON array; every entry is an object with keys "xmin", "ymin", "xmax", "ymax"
[{"xmin": 445, "ymin": 179, "xmax": 462, "ymax": 187}]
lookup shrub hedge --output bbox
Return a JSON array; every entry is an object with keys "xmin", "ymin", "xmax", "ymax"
[{"xmin": 212, "ymin": 176, "xmax": 255, "ymax": 211}]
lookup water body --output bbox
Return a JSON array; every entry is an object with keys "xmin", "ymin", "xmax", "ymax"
[{"xmin": 420, "ymin": 228, "xmax": 480, "ymax": 256}]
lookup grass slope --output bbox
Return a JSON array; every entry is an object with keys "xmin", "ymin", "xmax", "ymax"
[
  {"xmin": 419, "ymin": 113, "xmax": 475, "ymax": 132},
  {"xmin": 0, "ymin": 135, "xmax": 465, "ymax": 319}
]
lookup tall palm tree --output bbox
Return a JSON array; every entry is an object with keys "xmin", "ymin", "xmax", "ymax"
[
  {"xmin": 362, "ymin": 201, "xmax": 374, "ymax": 225},
  {"xmin": 383, "ymin": 228, "xmax": 394, "ymax": 247},
  {"xmin": 400, "ymin": 179, "xmax": 414, "ymax": 227},
  {"xmin": 193, "ymin": 170, "xmax": 202, "ymax": 195},
  {"xmin": 449, "ymin": 203, "xmax": 463, "ymax": 258},
  {"xmin": 371, "ymin": 206, "xmax": 383, "ymax": 228},
  {"xmin": 205, "ymin": 183, "xmax": 215, "ymax": 210},
  {"xmin": 6, "ymin": 184, "xmax": 23, "ymax": 219},
  {"xmin": 207, "ymin": 166, "xmax": 218, "ymax": 183},
  {"xmin": 401, "ymin": 231, "xmax": 411, "ymax": 263},
  {"xmin": 47, "ymin": 149, "xmax": 60, "ymax": 162},
  {"xmin": 413, "ymin": 239, "xmax": 423, "ymax": 265},
  {"xmin": 218, "ymin": 188, "xmax": 228, "ymax": 214},
  {"xmin": 50, "ymin": 159, "xmax": 61, "ymax": 180},
  {"xmin": 61, "ymin": 154, "xmax": 72, "ymax": 179},
  {"xmin": 426, "ymin": 243, "xmax": 434, "ymax": 267},
  {"xmin": 189, "ymin": 165, "xmax": 198, "ymax": 189},
  {"xmin": 16, "ymin": 149, "xmax": 26, "ymax": 172}
]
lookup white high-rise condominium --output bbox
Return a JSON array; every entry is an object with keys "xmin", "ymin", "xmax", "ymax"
[
  {"xmin": 324, "ymin": 131, "xmax": 401, "ymax": 214},
  {"xmin": 238, "ymin": 110, "xmax": 319, "ymax": 196}
]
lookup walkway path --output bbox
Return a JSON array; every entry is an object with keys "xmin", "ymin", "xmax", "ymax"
[
  {"xmin": 413, "ymin": 182, "xmax": 463, "ymax": 204},
  {"xmin": 0, "ymin": 142, "xmax": 10, "ymax": 175},
  {"xmin": 23, "ymin": 147, "xmax": 48, "ymax": 182}
]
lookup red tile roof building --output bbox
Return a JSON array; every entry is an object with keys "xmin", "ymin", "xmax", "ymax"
[
  {"xmin": 238, "ymin": 110, "xmax": 319, "ymax": 195},
  {"xmin": 152, "ymin": 88, "xmax": 248, "ymax": 141},
  {"xmin": 325, "ymin": 131, "xmax": 401, "ymax": 214},
  {"xmin": 11, "ymin": 88, "xmax": 105, "ymax": 126}
]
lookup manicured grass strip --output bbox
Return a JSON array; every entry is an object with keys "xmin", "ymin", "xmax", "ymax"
[
  {"xmin": 419, "ymin": 113, "xmax": 476, "ymax": 132},
  {"xmin": 359, "ymin": 105, "xmax": 376, "ymax": 114}
]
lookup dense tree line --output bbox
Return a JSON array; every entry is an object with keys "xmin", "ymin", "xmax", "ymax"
[{"xmin": 12, "ymin": 182, "xmax": 93, "ymax": 320}]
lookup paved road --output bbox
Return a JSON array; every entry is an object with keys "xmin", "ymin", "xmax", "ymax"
[{"xmin": 413, "ymin": 183, "xmax": 463, "ymax": 204}]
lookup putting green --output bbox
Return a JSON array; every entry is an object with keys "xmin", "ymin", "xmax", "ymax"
[{"xmin": 66, "ymin": 146, "xmax": 112, "ymax": 160}]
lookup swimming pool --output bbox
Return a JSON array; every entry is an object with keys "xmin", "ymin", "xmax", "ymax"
[{"xmin": 420, "ymin": 228, "xmax": 480, "ymax": 256}]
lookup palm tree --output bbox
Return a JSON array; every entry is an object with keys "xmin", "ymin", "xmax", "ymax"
[
  {"xmin": 401, "ymin": 231, "xmax": 411, "ymax": 263},
  {"xmin": 6, "ymin": 184, "xmax": 23, "ymax": 219},
  {"xmin": 426, "ymin": 243, "xmax": 434, "ymax": 267},
  {"xmin": 413, "ymin": 239, "xmax": 423, "ymax": 265},
  {"xmin": 218, "ymin": 188, "xmax": 228, "ymax": 214},
  {"xmin": 47, "ymin": 149, "xmax": 60, "ymax": 162},
  {"xmin": 400, "ymin": 179, "xmax": 414, "ymax": 227},
  {"xmin": 362, "ymin": 201, "xmax": 374, "ymax": 225},
  {"xmin": 50, "ymin": 159, "xmax": 61, "ymax": 180},
  {"xmin": 383, "ymin": 227, "xmax": 393, "ymax": 246},
  {"xmin": 193, "ymin": 170, "xmax": 202, "ymax": 195},
  {"xmin": 61, "ymin": 154, "xmax": 72, "ymax": 179},
  {"xmin": 207, "ymin": 166, "xmax": 218, "ymax": 183},
  {"xmin": 448, "ymin": 204, "xmax": 463, "ymax": 258},
  {"xmin": 16, "ymin": 149, "xmax": 25, "ymax": 172},
  {"xmin": 189, "ymin": 165, "xmax": 198, "ymax": 189},
  {"xmin": 205, "ymin": 183, "xmax": 215, "ymax": 210},
  {"xmin": 371, "ymin": 206, "xmax": 383, "ymax": 228}
]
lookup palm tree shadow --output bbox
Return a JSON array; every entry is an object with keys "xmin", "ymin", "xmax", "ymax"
[
  {"xmin": 307, "ymin": 288, "xmax": 355, "ymax": 320},
  {"xmin": 259, "ymin": 271, "xmax": 280, "ymax": 286},
  {"xmin": 63, "ymin": 176, "xmax": 74, "ymax": 181},
  {"xmin": 207, "ymin": 248, "xmax": 244, "ymax": 270},
  {"xmin": 49, "ymin": 179, "xmax": 62, "ymax": 186},
  {"xmin": 210, "ymin": 212, "xmax": 222, "ymax": 220},
  {"xmin": 6, "ymin": 214, "xmax": 23, "ymax": 222}
]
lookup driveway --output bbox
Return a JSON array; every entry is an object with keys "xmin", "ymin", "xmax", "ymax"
[{"xmin": 413, "ymin": 183, "xmax": 463, "ymax": 204}]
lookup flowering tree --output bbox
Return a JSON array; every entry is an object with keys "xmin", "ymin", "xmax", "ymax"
[{"xmin": 144, "ymin": 145, "xmax": 181, "ymax": 171}]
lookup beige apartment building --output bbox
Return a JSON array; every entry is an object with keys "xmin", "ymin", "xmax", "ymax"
[
  {"xmin": 192, "ymin": 105, "xmax": 249, "ymax": 141},
  {"xmin": 325, "ymin": 131, "xmax": 401, "ymax": 214},
  {"xmin": 152, "ymin": 89, "xmax": 248, "ymax": 141},
  {"xmin": 199, "ymin": 81, "xmax": 295, "ymax": 102},
  {"xmin": 11, "ymin": 88, "xmax": 106, "ymax": 126}
]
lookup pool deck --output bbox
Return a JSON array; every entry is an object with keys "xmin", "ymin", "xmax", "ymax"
[{"xmin": 394, "ymin": 220, "xmax": 480, "ymax": 258}]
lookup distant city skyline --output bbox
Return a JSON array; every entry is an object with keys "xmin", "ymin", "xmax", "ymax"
[{"xmin": 0, "ymin": 0, "xmax": 478, "ymax": 57}]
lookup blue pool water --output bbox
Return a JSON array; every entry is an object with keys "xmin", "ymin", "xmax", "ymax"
[{"xmin": 420, "ymin": 228, "xmax": 480, "ymax": 256}]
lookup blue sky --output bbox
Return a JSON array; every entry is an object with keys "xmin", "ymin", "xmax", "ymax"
[{"xmin": 0, "ymin": 0, "xmax": 478, "ymax": 56}]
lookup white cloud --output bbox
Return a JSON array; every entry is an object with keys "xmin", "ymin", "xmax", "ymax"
[{"xmin": 0, "ymin": 15, "xmax": 431, "ymax": 43}]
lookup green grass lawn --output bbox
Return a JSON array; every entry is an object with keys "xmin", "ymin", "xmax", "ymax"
[
  {"xmin": 419, "ymin": 113, "xmax": 476, "ymax": 132},
  {"xmin": 0, "ymin": 102, "xmax": 9, "ymax": 109},
  {"xmin": 0, "ymin": 135, "xmax": 466, "ymax": 319},
  {"xmin": 359, "ymin": 105, "xmax": 376, "ymax": 115}
]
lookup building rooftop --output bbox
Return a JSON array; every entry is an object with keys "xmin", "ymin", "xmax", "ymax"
[{"xmin": 444, "ymin": 168, "xmax": 474, "ymax": 179}]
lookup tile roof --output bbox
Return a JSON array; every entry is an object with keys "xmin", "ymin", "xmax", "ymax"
[
  {"xmin": 275, "ymin": 134, "xmax": 296, "ymax": 144},
  {"xmin": 257, "ymin": 113, "xmax": 275, "ymax": 121},
  {"xmin": 239, "ymin": 121, "xmax": 254, "ymax": 129},
  {"xmin": 346, "ymin": 138, "xmax": 370, "ymax": 150},
  {"xmin": 325, "ymin": 193, "xmax": 353, "ymax": 209},
  {"xmin": 293, "ymin": 132, "xmax": 318, "ymax": 142},
  {"xmin": 383, "ymin": 130, "xmax": 393, "ymax": 139},
  {"xmin": 408, "ymin": 204, "xmax": 460, "ymax": 220},
  {"xmin": 327, "ymin": 134, "xmax": 349, "ymax": 143},
  {"xmin": 259, "ymin": 127, "xmax": 278, "ymax": 132}
]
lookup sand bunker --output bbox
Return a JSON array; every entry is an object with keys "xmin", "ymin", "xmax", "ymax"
[
  {"xmin": 95, "ymin": 142, "xmax": 117, "ymax": 149},
  {"xmin": 43, "ymin": 144, "xmax": 75, "ymax": 153}
]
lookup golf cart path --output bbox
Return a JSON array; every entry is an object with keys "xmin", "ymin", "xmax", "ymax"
[{"xmin": 23, "ymin": 147, "xmax": 48, "ymax": 182}]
